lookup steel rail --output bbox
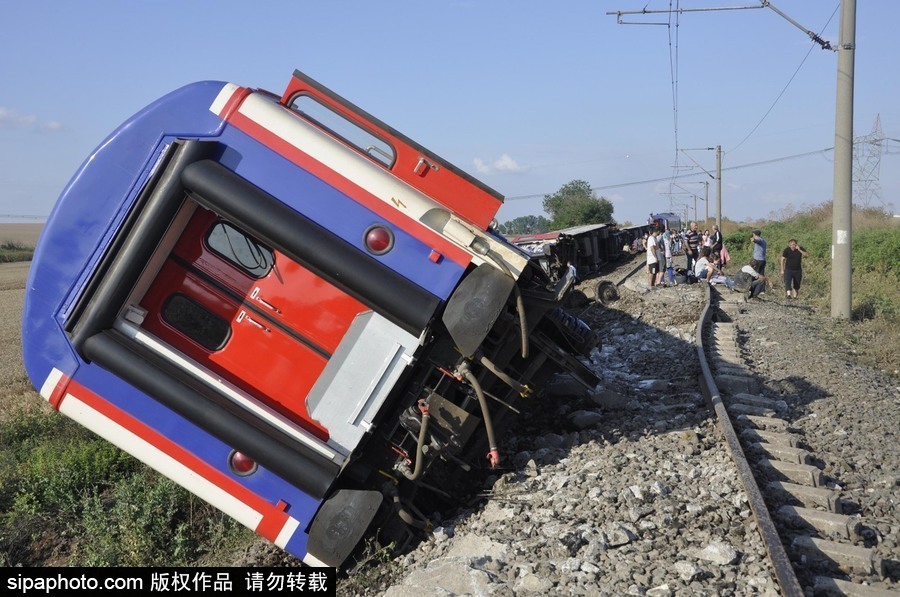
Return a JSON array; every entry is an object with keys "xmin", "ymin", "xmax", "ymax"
[{"xmin": 694, "ymin": 284, "xmax": 804, "ymax": 597}]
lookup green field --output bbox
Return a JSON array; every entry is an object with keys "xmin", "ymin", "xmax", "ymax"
[{"xmin": 718, "ymin": 203, "xmax": 900, "ymax": 374}]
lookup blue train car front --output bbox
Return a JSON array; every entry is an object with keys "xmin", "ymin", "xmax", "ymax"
[{"xmin": 23, "ymin": 72, "xmax": 600, "ymax": 568}]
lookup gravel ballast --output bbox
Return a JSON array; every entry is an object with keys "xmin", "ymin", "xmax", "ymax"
[{"xmin": 339, "ymin": 258, "xmax": 899, "ymax": 595}]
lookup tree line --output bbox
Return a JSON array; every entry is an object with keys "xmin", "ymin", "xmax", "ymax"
[{"xmin": 497, "ymin": 179, "xmax": 615, "ymax": 235}]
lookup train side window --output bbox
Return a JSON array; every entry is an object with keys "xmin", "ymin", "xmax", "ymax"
[
  {"xmin": 206, "ymin": 221, "xmax": 275, "ymax": 279},
  {"xmin": 289, "ymin": 94, "xmax": 395, "ymax": 167},
  {"xmin": 161, "ymin": 294, "xmax": 231, "ymax": 351}
]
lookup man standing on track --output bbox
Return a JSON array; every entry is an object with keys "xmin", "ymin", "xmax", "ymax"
[
  {"xmin": 684, "ymin": 221, "xmax": 700, "ymax": 273},
  {"xmin": 646, "ymin": 228, "xmax": 660, "ymax": 288},
  {"xmin": 659, "ymin": 228, "xmax": 673, "ymax": 285}
]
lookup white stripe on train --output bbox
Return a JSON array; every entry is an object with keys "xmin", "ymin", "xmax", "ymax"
[
  {"xmin": 208, "ymin": 84, "xmax": 528, "ymax": 278},
  {"xmin": 39, "ymin": 368, "xmax": 306, "ymax": 560}
]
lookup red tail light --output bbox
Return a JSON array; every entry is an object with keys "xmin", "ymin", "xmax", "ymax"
[
  {"xmin": 228, "ymin": 450, "xmax": 258, "ymax": 476},
  {"xmin": 364, "ymin": 225, "xmax": 393, "ymax": 255}
]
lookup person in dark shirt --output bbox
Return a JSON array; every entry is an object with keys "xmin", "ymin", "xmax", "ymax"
[
  {"xmin": 710, "ymin": 225, "xmax": 723, "ymax": 253},
  {"xmin": 781, "ymin": 239, "xmax": 809, "ymax": 299},
  {"xmin": 684, "ymin": 221, "xmax": 700, "ymax": 272}
]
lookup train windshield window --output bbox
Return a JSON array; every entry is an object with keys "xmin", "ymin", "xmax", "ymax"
[
  {"xmin": 206, "ymin": 221, "xmax": 275, "ymax": 279},
  {"xmin": 161, "ymin": 294, "xmax": 231, "ymax": 351},
  {"xmin": 289, "ymin": 94, "xmax": 395, "ymax": 167}
]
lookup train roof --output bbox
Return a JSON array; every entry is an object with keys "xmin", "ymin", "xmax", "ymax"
[
  {"xmin": 557, "ymin": 223, "xmax": 609, "ymax": 236},
  {"xmin": 509, "ymin": 222, "xmax": 611, "ymax": 245},
  {"xmin": 508, "ymin": 231, "xmax": 562, "ymax": 244}
]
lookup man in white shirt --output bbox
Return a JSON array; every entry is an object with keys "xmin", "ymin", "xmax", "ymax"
[{"xmin": 646, "ymin": 229, "xmax": 660, "ymax": 288}]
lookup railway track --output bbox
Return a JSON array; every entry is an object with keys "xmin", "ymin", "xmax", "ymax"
[
  {"xmin": 330, "ymin": 254, "xmax": 899, "ymax": 595},
  {"xmin": 698, "ymin": 285, "xmax": 896, "ymax": 596}
]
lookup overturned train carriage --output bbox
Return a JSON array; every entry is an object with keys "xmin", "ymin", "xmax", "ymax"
[{"xmin": 22, "ymin": 70, "xmax": 600, "ymax": 567}]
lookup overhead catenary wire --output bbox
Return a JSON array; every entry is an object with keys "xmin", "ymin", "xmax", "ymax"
[
  {"xmin": 606, "ymin": 0, "xmax": 844, "ymax": 221},
  {"xmin": 729, "ymin": 3, "xmax": 840, "ymax": 155},
  {"xmin": 504, "ymin": 146, "xmax": 837, "ymax": 201},
  {"xmin": 667, "ymin": 0, "xmax": 681, "ymax": 193}
]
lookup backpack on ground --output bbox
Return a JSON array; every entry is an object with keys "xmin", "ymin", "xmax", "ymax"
[
  {"xmin": 732, "ymin": 271, "xmax": 753, "ymax": 293},
  {"xmin": 672, "ymin": 267, "xmax": 688, "ymax": 285}
]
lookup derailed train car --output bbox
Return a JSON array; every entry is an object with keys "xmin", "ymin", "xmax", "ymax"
[
  {"xmin": 22, "ymin": 70, "xmax": 601, "ymax": 567},
  {"xmin": 510, "ymin": 223, "xmax": 633, "ymax": 284}
]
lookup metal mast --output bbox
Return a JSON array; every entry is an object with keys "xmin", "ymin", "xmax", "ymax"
[
  {"xmin": 852, "ymin": 115, "xmax": 883, "ymax": 208},
  {"xmin": 831, "ymin": 0, "xmax": 856, "ymax": 320}
]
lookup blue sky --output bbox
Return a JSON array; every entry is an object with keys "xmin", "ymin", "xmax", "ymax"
[{"xmin": 1, "ymin": 1, "xmax": 898, "ymax": 227}]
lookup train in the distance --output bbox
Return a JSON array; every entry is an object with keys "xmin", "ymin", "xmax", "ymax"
[
  {"xmin": 22, "ymin": 70, "xmax": 603, "ymax": 567},
  {"xmin": 509, "ymin": 215, "xmax": 679, "ymax": 284}
]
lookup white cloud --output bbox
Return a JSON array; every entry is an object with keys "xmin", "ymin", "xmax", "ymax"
[
  {"xmin": 473, "ymin": 153, "xmax": 524, "ymax": 174},
  {"xmin": 0, "ymin": 107, "xmax": 35, "ymax": 127},
  {"xmin": 0, "ymin": 107, "xmax": 61, "ymax": 132}
]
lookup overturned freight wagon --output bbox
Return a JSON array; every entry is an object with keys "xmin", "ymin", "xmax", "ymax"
[
  {"xmin": 22, "ymin": 70, "xmax": 601, "ymax": 567},
  {"xmin": 511, "ymin": 223, "xmax": 625, "ymax": 282}
]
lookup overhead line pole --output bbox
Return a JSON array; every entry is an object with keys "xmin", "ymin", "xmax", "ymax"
[
  {"xmin": 705, "ymin": 180, "xmax": 710, "ymax": 224},
  {"xmin": 716, "ymin": 145, "xmax": 722, "ymax": 230},
  {"xmin": 831, "ymin": 0, "xmax": 856, "ymax": 319},
  {"xmin": 680, "ymin": 147, "xmax": 721, "ymax": 228}
]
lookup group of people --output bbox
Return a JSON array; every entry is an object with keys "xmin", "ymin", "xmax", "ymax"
[{"xmin": 644, "ymin": 224, "xmax": 810, "ymax": 300}]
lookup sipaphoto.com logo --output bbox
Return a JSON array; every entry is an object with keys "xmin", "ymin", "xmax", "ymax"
[{"xmin": 5, "ymin": 571, "xmax": 142, "ymax": 594}]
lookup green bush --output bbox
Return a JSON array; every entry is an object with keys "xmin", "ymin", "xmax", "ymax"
[
  {"xmin": 14, "ymin": 437, "xmax": 137, "ymax": 515},
  {"xmin": 854, "ymin": 229, "xmax": 900, "ymax": 277},
  {"xmin": 72, "ymin": 471, "xmax": 247, "ymax": 566},
  {"xmin": 0, "ymin": 241, "xmax": 34, "ymax": 262},
  {"xmin": 1, "ymin": 403, "xmax": 253, "ymax": 566}
]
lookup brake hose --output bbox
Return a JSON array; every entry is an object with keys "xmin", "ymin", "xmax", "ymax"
[
  {"xmin": 459, "ymin": 362, "xmax": 500, "ymax": 468},
  {"xmin": 400, "ymin": 400, "xmax": 431, "ymax": 482}
]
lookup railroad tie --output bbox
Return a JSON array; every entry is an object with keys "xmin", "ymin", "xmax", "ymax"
[
  {"xmin": 710, "ymin": 349, "xmax": 743, "ymax": 365},
  {"xmin": 813, "ymin": 576, "xmax": 898, "ymax": 597},
  {"xmin": 740, "ymin": 428, "xmax": 801, "ymax": 448},
  {"xmin": 747, "ymin": 442, "xmax": 811, "ymax": 465},
  {"xmin": 776, "ymin": 505, "xmax": 861, "ymax": 540},
  {"xmin": 792, "ymin": 535, "xmax": 884, "ymax": 578},
  {"xmin": 729, "ymin": 392, "xmax": 782, "ymax": 410},
  {"xmin": 757, "ymin": 458, "xmax": 825, "ymax": 487},
  {"xmin": 726, "ymin": 401, "xmax": 776, "ymax": 418},
  {"xmin": 715, "ymin": 363, "xmax": 752, "ymax": 377},
  {"xmin": 766, "ymin": 481, "xmax": 841, "ymax": 513},
  {"xmin": 734, "ymin": 414, "xmax": 790, "ymax": 432},
  {"xmin": 716, "ymin": 374, "xmax": 760, "ymax": 396}
]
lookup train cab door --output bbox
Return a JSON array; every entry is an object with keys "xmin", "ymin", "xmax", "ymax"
[{"xmin": 136, "ymin": 204, "xmax": 369, "ymax": 440}]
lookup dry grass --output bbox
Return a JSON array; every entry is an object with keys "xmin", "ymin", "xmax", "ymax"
[
  {"xmin": 0, "ymin": 266, "xmax": 46, "ymax": 426},
  {"xmin": 0, "ymin": 224, "xmax": 43, "ymax": 248}
]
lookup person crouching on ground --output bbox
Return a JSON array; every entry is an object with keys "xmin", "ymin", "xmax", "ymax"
[
  {"xmin": 693, "ymin": 246, "xmax": 717, "ymax": 282},
  {"xmin": 742, "ymin": 259, "xmax": 772, "ymax": 299},
  {"xmin": 646, "ymin": 228, "xmax": 660, "ymax": 287}
]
